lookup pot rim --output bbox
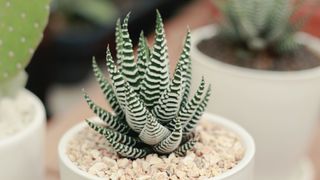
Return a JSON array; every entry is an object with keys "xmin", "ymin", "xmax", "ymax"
[
  {"xmin": 0, "ymin": 89, "xmax": 45, "ymax": 147},
  {"xmin": 191, "ymin": 24, "xmax": 320, "ymax": 81},
  {"xmin": 58, "ymin": 113, "xmax": 255, "ymax": 179}
]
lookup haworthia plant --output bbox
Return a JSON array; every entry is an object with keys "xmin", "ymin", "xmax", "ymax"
[
  {"xmin": 216, "ymin": 0, "xmax": 304, "ymax": 54},
  {"xmin": 0, "ymin": 0, "xmax": 50, "ymax": 95},
  {"xmin": 84, "ymin": 11, "xmax": 212, "ymax": 159}
]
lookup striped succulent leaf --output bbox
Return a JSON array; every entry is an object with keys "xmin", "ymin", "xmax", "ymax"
[
  {"xmin": 120, "ymin": 13, "xmax": 140, "ymax": 92},
  {"xmin": 151, "ymin": 63, "xmax": 184, "ymax": 123},
  {"xmin": 177, "ymin": 30, "xmax": 192, "ymax": 107},
  {"xmin": 183, "ymin": 85, "xmax": 212, "ymax": 137},
  {"xmin": 124, "ymin": 83, "xmax": 149, "ymax": 133},
  {"xmin": 84, "ymin": 11, "xmax": 211, "ymax": 159},
  {"xmin": 115, "ymin": 18, "xmax": 124, "ymax": 70},
  {"xmin": 174, "ymin": 138, "xmax": 197, "ymax": 157},
  {"xmin": 153, "ymin": 118, "xmax": 183, "ymax": 153},
  {"xmin": 138, "ymin": 113, "xmax": 171, "ymax": 145},
  {"xmin": 92, "ymin": 58, "xmax": 123, "ymax": 118},
  {"xmin": 167, "ymin": 77, "xmax": 207, "ymax": 131},
  {"xmin": 140, "ymin": 10, "xmax": 170, "ymax": 108},
  {"xmin": 83, "ymin": 92, "xmax": 130, "ymax": 134},
  {"xmin": 110, "ymin": 141, "xmax": 150, "ymax": 159},
  {"xmin": 216, "ymin": 0, "xmax": 303, "ymax": 54},
  {"xmin": 105, "ymin": 47, "xmax": 127, "ymax": 109},
  {"xmin": 86, "ymin": 120, "xmax": 138, "ymax": 146},
  {"xmin": 137, "ymin": 31, "xmax": 151, "ymax": 83}
]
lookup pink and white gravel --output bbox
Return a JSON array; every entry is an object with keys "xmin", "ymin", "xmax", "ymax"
[{"xmin": 67, "ymin": 120, "xmax": 245, "ymax": 179}]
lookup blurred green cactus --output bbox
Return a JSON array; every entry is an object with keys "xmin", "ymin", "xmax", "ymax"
[{"xmin": 0, "ymin": 0, "xmax": 50, "ymax": 83}]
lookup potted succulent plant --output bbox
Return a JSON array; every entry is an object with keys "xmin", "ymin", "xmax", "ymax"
[
  {"xmin": 190, "ymin": 0, "xmax": 320, "ymax": 180},
  {"xmin": 0, "ymin": 0, "xmax": 49, "ymax": 180},
  {"xmin": 58, "ymin": 11, "xmax": 255, "ymax": 180}
]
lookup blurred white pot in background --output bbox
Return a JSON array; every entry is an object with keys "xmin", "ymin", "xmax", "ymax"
[
  {"xmin": 0, "ymin": 89, "xmax": 46, "ymax": 180},
  {"xmin": 191, "ymin": 25, "xmax": 319, "ymax": 180}
]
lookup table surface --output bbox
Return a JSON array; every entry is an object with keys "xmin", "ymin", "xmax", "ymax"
[{"xmin": 45, "ymin": 0, "xmax": 320, "ymax": 179}]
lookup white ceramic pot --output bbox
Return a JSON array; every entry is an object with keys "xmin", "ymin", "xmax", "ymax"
[
  {"xmin": 58, "ymin": 113, "xmax": 255, "ymax": 180},
  {"xmin": 0, "ymin": 89, "xmax": 46, "ymax": 180},
  {"xmin": 191, "ymin": 25, "xmax": 320, "ymax": 180}
]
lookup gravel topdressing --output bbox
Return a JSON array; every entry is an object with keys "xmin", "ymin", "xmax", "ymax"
[
  {"xmin": 66, "ymin": 119, "xmax": 245, "ymax": 179},
  {"xmin": 0, "ymin": 91, "xmax": 35, "ymax": 140}
]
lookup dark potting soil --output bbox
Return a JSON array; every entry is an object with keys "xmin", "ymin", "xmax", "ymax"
[{"xmin": 197, "ymin": 36, "xmax": 320, "ymax": 71}]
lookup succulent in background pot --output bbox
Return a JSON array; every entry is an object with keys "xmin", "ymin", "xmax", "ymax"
[
  {"xmin": 0, "ymin": 0, "xmax": 49, "ymax": 179},
  {"xmin": 191, "ymin": 0, "xmax": 320, "ymax": 180},
  {"xmin": 58, "ymin": 11, "xmax": 255, "ymax": 180}
]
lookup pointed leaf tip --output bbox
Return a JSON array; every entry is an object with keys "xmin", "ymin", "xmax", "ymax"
[
  {"xmin": 126, "ymin": 11, "xmax": 132, "ymax": 17},
  {"xmin": 116, "ymin": 18, "xmax": 121, "ymax": 24},
  {"xmin": 123, "ymin": 12, "xmax": 131, "ymax": 26},
  {"xmin": 186, "ymin": 26, "xmax": 191, "ymax": 33},
  {"xmin": 156, "ymin": 10, "xmax": 163, "ymax": 23},
  {"xmin": 140, "ymin": 30, "xmax": 144, "ymax": 37}
]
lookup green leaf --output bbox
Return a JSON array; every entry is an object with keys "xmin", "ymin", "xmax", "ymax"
[
  {"xmin": 176, "ymin": 30, "xmax": 192, "ymax": 107},
  {"xmin": 174, "ymin": 138, "xmax": 197, "ymax": 157},
  {"xmin": 265, "ymin": 0, "xmax": 291, "ymax": 42},
  {"xmin": 105, "ymin": 47, "xmax": 126, "ymax": 109},
  {"xmin": 137, "ymin": 31, "xmax": 151, "ymax": 83},
  {"xmin": 92, "ymin": 58, "xmax": 123, "ymax": 118},
  {"xmin": 152, "ymin": 63, "xmax": 184, "ymax": 124},
  {"xmin": 124, "ymin": 83, "xmax": 149, "ymax": 133},
  {"xmin": 183, "ymin": 85, "xmax": 212, "ymax": 136},
  {"xmin": 140, "ymin": 11, "xmax": 170, "ymax": 108},
  {"xmin": 275, "ymin": 34, "xmax": 299, "ymax": 54},
  {"xmin": 83, "ymin": 92, "xmax": 130, "ymax": 134},
  {"xmin": 120, "ymin": 13, "xmax": 140, "ymax": 92},
  {"xmin": 86, "ymin": 120, "xmax": 138, "ymax": 146},
  {"xmin": 110, "ymin": 141, "xmax": 150, "ymax": 159},
  {"xmin": 138, "ymin": 113, "xmax": 170, "ymax": 145},
  {"xmin": 153, "ymin": 118, "xmax": 182, "ymax": 154},
  {"xmin": 167, "ymin": 77, "xmax": 206, "ymax": 131},
  {"xmin": 0, "ymin": 0, "xmax": 50, "ymax": 82},
  {"xmin": 115, "ymin": 18, "xmax": 124, "ymax": 70}
]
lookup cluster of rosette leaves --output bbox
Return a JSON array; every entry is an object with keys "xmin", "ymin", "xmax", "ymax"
[
  {"xmin": 216, "ymin": 0, "xmax": 305, "ymax": 54},
  {"xmin": 84, "ymin": 11, "xmax": 211, "ymax": 159}
]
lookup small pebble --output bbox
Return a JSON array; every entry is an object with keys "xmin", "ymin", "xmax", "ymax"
[
  {"xmin": 137, "ymin": 175, "xmax": 151, "ymax": 180},
  {"xmin": 176, "ymin": 170, "xmax": 186, "ymax": 179},
  {"xmin": 154, "ymin": 172, "xmax": 168, "ymax": 180},
  {"xmin": 117, "ymin": 158, "xmax": 130, "ymax": 168},
  {"xmin": 88, "ymin": 162, "xmax": 107, "ymax": 175}
]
